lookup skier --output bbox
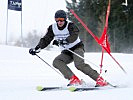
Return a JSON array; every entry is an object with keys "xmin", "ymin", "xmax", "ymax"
[{"xmin": 29, "ymin": 10, "xmax": 108, "ymax": 87}]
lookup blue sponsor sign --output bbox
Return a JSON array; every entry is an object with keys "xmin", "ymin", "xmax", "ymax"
[{"xmin": 8, "ymin": 0, "xmax": 22, "ymax": 11}]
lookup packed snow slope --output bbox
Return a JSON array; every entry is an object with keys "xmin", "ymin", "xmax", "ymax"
[{"xmin": 0, "ymin": 45, "xmax": 133, "ymax": 100}]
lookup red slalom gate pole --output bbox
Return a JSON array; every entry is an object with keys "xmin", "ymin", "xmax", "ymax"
[
  {"xmin": 108, "ymin": 52, "xmax": 127, "ymax": 74},
  {"xmin": 100, "ymin": 48, "xmax": 104, "ymax": 74},
  {"xmin": 69, "ymin": 9, "xmax": 99, "ymax": 43}
]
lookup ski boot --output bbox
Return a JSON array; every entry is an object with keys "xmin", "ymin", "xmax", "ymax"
[
  {"xmin": 67, "ymin": 75, "xmax": 82, "ymax": 86},
  {"xmin": 95, "ymin": 76, "xmax": 108, "ymax": 87}
]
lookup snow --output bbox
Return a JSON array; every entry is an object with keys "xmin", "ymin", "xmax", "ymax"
[{"xmin": 0, "ymin": 45, "xmax": 133, "ymax": 100}]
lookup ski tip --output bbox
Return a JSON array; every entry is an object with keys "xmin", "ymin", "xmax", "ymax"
[
  {"xmin": 36, "ymin": 86, "xmax": 43, "ymax": 91},
  {"xmin": 68, "ymin": 87, "xmax": 77, "ymax": 92}
]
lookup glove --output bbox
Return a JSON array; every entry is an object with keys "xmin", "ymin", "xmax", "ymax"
[
  {"xmin": 53, "ymin": 40, "xmax": 59, "ymax": 46},
  {"xmin": 29, "ymin": 48, "xmax": 36, "ymax": 55},
  {"xmin": 29, "ymin": 46, "xmax": 40, "ymax": 55},
  {"xmin": 53, "ymin": 40, "xmax": 68, "ymax": 46}
]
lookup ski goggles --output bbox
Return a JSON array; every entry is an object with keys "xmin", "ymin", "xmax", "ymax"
[{"xmin": 55, "ymin": 18, "xmax": 65, "ymax": 22}]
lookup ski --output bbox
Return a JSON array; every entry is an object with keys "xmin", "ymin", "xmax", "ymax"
[
  {"xmin": 36, "ymin": 86, "xmax": 68, "ymax": 91},
  {"xmin": 68, "ymin": 87, "xmax": 99, "ymax": 92},
  {"xmin": 36, "ymin": 86, "xmax": 98, "ymax": 91},
  {"xmin": 69, "ymin": 84, "xmax": 119, "ymax": 92}
]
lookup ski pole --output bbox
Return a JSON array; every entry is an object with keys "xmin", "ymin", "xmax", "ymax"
[
  {"xmin": 67, "ymin": 48, "xmax": 98, "ymax": 67},
  {"xmin": 63, "ymin": 46, "xmax": 107, "ymax": 72},
  {"xmin": 35, "ymin": 54, "xmax": 63, "ymax": 77}
]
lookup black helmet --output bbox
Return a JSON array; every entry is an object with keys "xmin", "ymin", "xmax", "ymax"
[{"xmin": 55, "ymin": 10, "xmax": 67, "ymax": 20}]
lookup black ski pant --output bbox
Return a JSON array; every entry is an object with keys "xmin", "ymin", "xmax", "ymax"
[{"xmin": 53, "ymin": 47, "xmax": 100, "ymax": 81}]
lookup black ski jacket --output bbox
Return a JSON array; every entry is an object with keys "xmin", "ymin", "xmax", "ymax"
[{"xmin": 36, "ymin": 21, "xmax": 84, "ymax": 51}]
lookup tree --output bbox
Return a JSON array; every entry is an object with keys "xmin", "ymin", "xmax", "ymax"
[{"xmin": 109, "ymin": 0, "xmax": 133, "ymax": 52}]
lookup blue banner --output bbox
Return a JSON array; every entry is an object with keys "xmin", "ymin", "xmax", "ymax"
[{"xmin": 8, "ymin": 0, "xmax": 22, "ymax": 11}]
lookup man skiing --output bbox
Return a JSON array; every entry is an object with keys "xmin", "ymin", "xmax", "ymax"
[{"xmin": 29, "ymin": 10, "xmax": 108, "ymax": 87}]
